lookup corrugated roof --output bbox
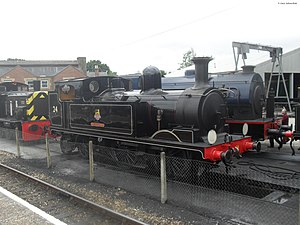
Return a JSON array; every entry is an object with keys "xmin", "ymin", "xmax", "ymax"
[
  {"xmin": 0, "ymin": 59, "xmax": 82, "ymax": 77},
  {"xmin": 255, "ymin": 47, "xmax": 300, "ymax": 68}
]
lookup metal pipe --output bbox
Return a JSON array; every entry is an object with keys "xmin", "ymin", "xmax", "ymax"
[{"xmin": 157, "ymin": 110, "xmax": 163, "ymax": 131}]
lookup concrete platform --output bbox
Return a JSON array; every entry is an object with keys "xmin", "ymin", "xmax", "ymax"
[
  {"xmin": 0, "ymin": 186, "xmax": 66, "ymax": 225},
  {"xmin": 0, "ymin": 136, "xmax": 61, "ymax": 159}
]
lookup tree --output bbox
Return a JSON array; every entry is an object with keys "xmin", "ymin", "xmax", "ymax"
[
  {"xmin": 7, "ymin": 58, "xmax": 25, "ymax": 61},
  {"xmin": 160, "ymin": 70, "xmax": 167, "ymax": 77},
  {"xmin": 87, "ymin": 60, "xmax": 115, "ymax": 75},
  {"xmin": 178, "ymin": 48, "xmax": 196, "ymax": 70}
]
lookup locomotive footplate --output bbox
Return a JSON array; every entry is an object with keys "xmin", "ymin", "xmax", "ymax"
[
  {"xmin": 226, "ymin": 118, "xmax": 277, "ymax": 141},
  {"xmin": 52, "ymin": 126, "xmax": 259, "ymax": 164}
]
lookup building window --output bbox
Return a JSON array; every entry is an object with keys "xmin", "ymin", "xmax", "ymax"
[
  {"xmin": 41, "ymin": 80, "xmax": 48, "ymax": 88},
  {"xmin": 63, "ymin": 77, "xmax": 75, "ymax": 80},
  {"xmin": 2, "ymin": 79, "xmax": 13, "ymax": 82},
  {"xmin": 26, "ymin": 80, "xmax": 34, "ymax": 89}
]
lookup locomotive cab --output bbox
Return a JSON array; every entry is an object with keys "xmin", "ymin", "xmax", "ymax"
[
  {"xmin": 56, "ymin": 76, "xmax": 132, "ymax": 101},
  {"xmin": 1, "ymin": 92, "xmax": 29, "ymax": 119}
]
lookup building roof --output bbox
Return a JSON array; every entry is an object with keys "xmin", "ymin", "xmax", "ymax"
[
  {"xmin": 0, "ymin": 60, "xmax": 78, "ymax": 66},
  {"xmin": 0, "ymin": 65, "xmax": 35, "ymax": 78},
  {"xmin": 0, "ymin": 59, "xmax": 82, "ymax": 77},
  {"xmin": 255, "ymin": 47, "xmax": 300, "ymax": 73},
  {"xmin": 54, "ymin": 65, "xmax": 84, "ymax": 77}
]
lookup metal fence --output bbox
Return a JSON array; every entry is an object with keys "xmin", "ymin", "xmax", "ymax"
[{"xmin": 1, "ymin": 127, "xmax": 299, "ymax": 225}]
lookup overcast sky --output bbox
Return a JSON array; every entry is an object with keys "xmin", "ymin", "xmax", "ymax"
[{"xmin": 0, "ymin": 0, "xmax": 299, "ymax": 75}]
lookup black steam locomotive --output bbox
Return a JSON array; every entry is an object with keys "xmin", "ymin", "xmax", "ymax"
[
  {"xmin": 0, "ymin": 82, "xmax": 50, "ymax": 141},
  {"xmin": 49, "ymin": 57, "xmax": 260, "ymax": 169}
]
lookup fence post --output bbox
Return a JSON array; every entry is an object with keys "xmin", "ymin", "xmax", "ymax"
[
  {"xmin": 15, "ymin": 128, "xmax": 21, "ymax": 158},
  {"xmin": 46, "ymin": 133, "xmax": 52, "ymax": 168},
  {"xmin": 160, "ymin": 152, "xmax": 167, "ymax": 204},
  {"xmin": 89, "ymin": 141, "xmax": 95, "ymax": 182},
  {"xmin": 299, "ymin": 193, "xmax": 300, "ymax": 225}
]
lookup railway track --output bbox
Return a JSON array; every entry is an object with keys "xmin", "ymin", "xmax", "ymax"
[{"xmin": 0, "ymin": 163, "xmax": 146, "ymax": 225}]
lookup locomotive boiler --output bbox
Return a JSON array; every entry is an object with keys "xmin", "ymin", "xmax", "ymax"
[
  {"xmin": 209, "ymin": 65, "xmax": 265, "ymax": 120},
  {"xmin": 0, "ymin": 82, "xmax": 50, "ymax": 141},
  {"xmin": 49, "ymin": 57, "xmax": 260, "ymax": 169}
]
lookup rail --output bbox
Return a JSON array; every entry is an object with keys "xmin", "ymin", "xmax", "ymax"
[{"xmin": 0, "ymin": 163, "xmax": 147, "ymax": 225}]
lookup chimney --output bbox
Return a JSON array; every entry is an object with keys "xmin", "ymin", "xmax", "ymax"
[
  {"xmin": 77, "ymin": 57, "xmax": 87, "ymax": 75},
  {"xmin": 192, "ymin": 57, "xmax": 212, "ymax": 89}
]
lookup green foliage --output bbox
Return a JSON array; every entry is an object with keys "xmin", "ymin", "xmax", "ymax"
[
  {"xmin": 87, "ymin": 60, "xmax": 115, "ymax": 75},
  {"xmin": 7, "ymin": 58, "xmax": 25, "ymax": 61},
  {"xmin": 160, "ymin": 70, "xmax": 167, "ymax": 77},
  {"xmin": 178, "ymin": 48, "xmax": 196, "ymax": 69}
]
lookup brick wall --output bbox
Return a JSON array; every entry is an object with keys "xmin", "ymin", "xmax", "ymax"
[{"xmin": 0, "ymin": 65, "xmax": 86, "ymax": 91}]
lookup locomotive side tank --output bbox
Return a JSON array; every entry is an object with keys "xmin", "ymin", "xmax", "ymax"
[{"xmin": 50, "ymin": 57, "xmax": 259, "ymax": 166}]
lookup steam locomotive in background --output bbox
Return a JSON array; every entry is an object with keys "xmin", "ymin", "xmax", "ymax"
[
  {"xmin": 49, "ymin": 57, "xmax": 260, "ymax": 170},
  {"xmin": 162, "ymin": 65, "xmax": 295, "ymax": 151},
  {"xmin": 0, "ymin": 82, "xmax": 50, "ymax": 141}
]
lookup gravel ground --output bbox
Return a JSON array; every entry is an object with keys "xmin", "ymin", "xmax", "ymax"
[
  {"xmin": 1, "ymin": 135, "xmax": 299, "ymax": 225},
  {"xmin": 0, "ymin": 150, "xmax": 221, "ymax": 225}
]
